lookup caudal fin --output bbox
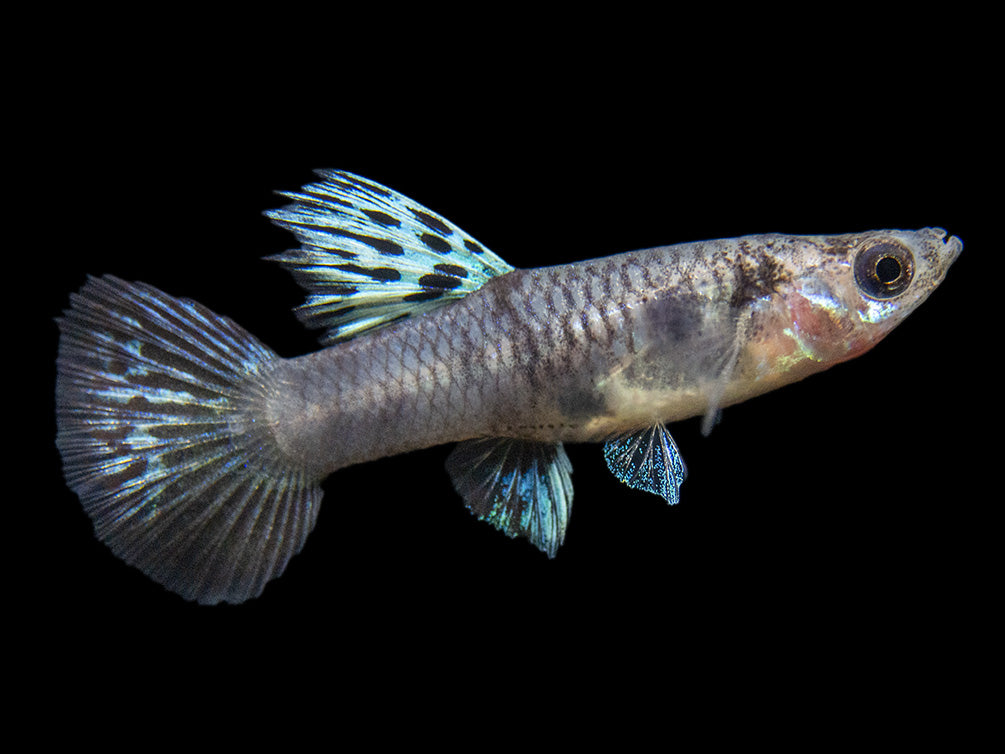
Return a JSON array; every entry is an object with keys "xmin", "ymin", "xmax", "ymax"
[{"xmin": 55, "ymin": 276, "xmax": 322, "ymax": 604}]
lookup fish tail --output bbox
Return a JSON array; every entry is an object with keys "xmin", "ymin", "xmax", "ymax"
[{"xmin": 55, "ymin": 276, "xmax": 322, "ymax": 604}]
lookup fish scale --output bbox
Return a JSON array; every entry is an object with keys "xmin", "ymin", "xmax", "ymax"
[{"xmin": 55, "ymin": 170, "xmax": 960, "ymax": 603}]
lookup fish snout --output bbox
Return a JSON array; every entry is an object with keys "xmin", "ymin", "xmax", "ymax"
[
  {"xmin": 927, "ymin": 227, "xmax": 963, "ymax": 265},
  {"xmin": 942, "ymin": 233, "xmax": 963, "ymax": 265}
]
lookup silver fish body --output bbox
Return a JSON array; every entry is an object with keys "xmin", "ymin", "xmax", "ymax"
[
  {"xmin": 54, "ymin": 171, "xmax": 961, "ymax": 604},
  {"xmin": 265, "ymin": 229, "xmax": 959, "ymax": 472}
]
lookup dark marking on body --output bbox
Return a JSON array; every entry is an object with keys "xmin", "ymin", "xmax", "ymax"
[
  {"xmin": 581, "ymin": 269, "xmax": 595, "ymax": 309},
  {"xmin": 625, "ymin": 290, "xmax": 736, "ymax": 390},
  {"xmin": 434, "ymin": 263, "xmax": 468, "ymax": 278},
  {"xmin": 102, "ymin": 458, "xmax": 148, "ymax": 489},
  {"xmin": 419, "ymin": 273, "xmax": 463, "ymax": 290},
  {"xmin": 411, "ymin": 207, "xmax": 452, "ymax": 235},
  {"xmin": 322, "ymin": 247, "xmax": 356, "ymax": 261},
  {"xmin": 126, "ymin": 394, "xmax": 156, "ymax": 413},
  {"xmin": 90, "ymin": 425, "xmax": 130, "ymax": 443},
  {"xmin": 645, "ymin": 291, "xmax": 704, "ymax": 345},
  {"xmin": 730, "ymin": 252, "xmax": 791, "ymax": 309},
  {"xmin": 279, "ymin": 221, "xmax": 357, "ymax": 248},
  {"xmin": 559, "ymin": 310, "xmax": 578, "ymax": 350},
  {"xmin": 362, "ymin": 209, "xmax": 400, "ymax": 227},
  {"xmin": 106, "ymin": 358, "xmax": 129, "ymax": 376},
  {"xmin": 335, "ymin": 263, "xmax": 402, "ymax": 282},
  {"xmin": 403, "ymin": 290, "xmax": 444, "ymax": 302},
  {"xmin": 619, "ymin": 262, "xmax": 635, "ymax": 295},
  {"xmin": 557, "ymin": 384, "xmax": 608, "ymax": 423},
  {"xmin": 517, "ymin": 321, "xmax": 543, "ymax": 387},
  {"xmin": 333, "ymin": 229, "xmax": 405, "ymax": 256},
  {"xmin": 148, "ymin": 423, "xmax": 194, "ymax": 440},
  {"xmin": 420, "ymin": 233, "xmax": 453, "ymax": 254}
]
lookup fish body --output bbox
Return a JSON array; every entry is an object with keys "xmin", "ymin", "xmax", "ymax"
[
  {"xmin": 267, "ymin": 228, "xmax": 956, "ymax": 468},
  {"xmin": 55, "ymin": 171, "xmax": 961, "ymax": 603}
]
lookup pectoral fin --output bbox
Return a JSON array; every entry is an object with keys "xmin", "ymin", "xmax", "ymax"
[
  {"xmin": 603, "ymin": 423, "xmax": 687, "ymax": 505},
  {"xmin": 446, "ymin": 438, "xmax": 573, "ymax": 558},
  {"xmin": 701, "ymin": 307, "xmax": 752, "ymax": 436}
]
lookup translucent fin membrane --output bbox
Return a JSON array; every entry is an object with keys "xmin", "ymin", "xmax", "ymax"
[
  {"xmin": 603, "ymin": 423, "xmax": 687, "ymax": 505},
  {"xmin": 446, "ymin": 438, "xmax": 573, "ymax": 558},
  {"xmin": 265, "ymin": 170, "xmax": 514, "ymax": 344},
  {"xmin": 55, "ymin": 276, "xmax": 323, "ymax": 604}
]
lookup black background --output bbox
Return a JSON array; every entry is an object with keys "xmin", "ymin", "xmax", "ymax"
[{"xmin": 25, "ymin": 45, "xmax": 990, "ymax": 683}]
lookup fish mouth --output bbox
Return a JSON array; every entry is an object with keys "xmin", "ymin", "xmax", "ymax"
[
  {"xmin": 925, "ymin": 227, "xmax": 962, "ymax": 270},
  {"xmin": 942, "ymin": 233, "xmax": 963, "ymax": 265}
]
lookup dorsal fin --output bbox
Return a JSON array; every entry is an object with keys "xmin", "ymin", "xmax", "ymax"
[{"xmin": 265, "ymin": 170, "xmax": 514, "ymax": 344}]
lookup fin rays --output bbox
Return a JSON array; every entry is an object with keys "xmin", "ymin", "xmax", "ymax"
[
  {"xmin": 603, "ymin": 423, "xmax": 687, "ymax": 506},
  {"xmin": 446, "ymin": 438, "xmax": 573, "ymax": 558},
  {"xmin": 56, "ymin": 276, "xmax": 322, "ymax": 604},
  {"xmin": 265, "ymin": 170, "xmax": 514, "ymax": 344}
]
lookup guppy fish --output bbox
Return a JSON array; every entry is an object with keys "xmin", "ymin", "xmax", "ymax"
[{"xmin": 55, "ymin": 170, "xmax": 961, "ymax": 604}]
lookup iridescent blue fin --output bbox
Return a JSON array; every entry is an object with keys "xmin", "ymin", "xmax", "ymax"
[
  {"xmin": 265, "ymin": 170, "xmax": 515, "ymax": 345},
  {"xmin": 445, "ymin": 438, "xmax": 573, "ymax": 558},
  {"xmin": 56, "ymin": 276, "xmax": 323, "ymax": 604},
  {"xmin": 603, "ymin": 423, "xmax": 687, "ymax": 505}
]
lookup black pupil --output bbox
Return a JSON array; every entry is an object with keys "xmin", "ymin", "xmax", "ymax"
[{"xmin": 875, "ymin": 256, "xmax": 902, "ymax": 284}]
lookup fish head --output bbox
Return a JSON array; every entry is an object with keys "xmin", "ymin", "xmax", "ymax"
[
  {"xmin": 844, "ymin": 227, "xmax": 961, "ymax": 332},
  {"xmin": 737, "ymin": 228, "xmax": 960, "ymax": 398},
  {"xmin": 777, "ymin": 228, "xmax": 962, "ymax": 366}
]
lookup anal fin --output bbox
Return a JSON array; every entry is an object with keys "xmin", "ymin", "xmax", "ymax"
[
  {"xmin": 446, "ymin": 438, "xmax": 573, "ymax": 558},
  {"xmin": 603, "ymin": 423, "xmax": 687, "ymax": 505}
]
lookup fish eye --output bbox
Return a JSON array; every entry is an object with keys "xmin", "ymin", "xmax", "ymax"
[{"xmin": 854, "ymin": 243, "xmax": 914, "ymax": 299}]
